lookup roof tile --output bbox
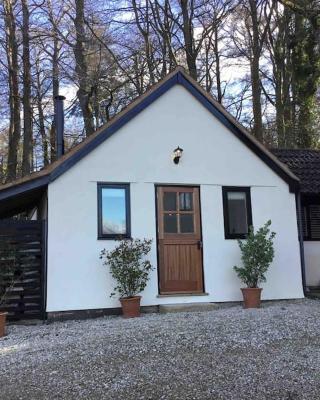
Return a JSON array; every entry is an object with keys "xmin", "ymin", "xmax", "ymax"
[{"xmin": 272, "ymin": 149, "xmax": 320, "ymax": 194}]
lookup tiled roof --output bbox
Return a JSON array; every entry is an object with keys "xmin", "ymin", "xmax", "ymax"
[{"xmin": 272, "ymin": 149, "xmax": 320, "ymax": 194}]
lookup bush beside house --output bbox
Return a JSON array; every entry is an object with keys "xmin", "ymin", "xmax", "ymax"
[
  {"xmin": 100, "ymin": 238, "xmax": 153, "ymax": 318},
  {"xmin": 234, "ymin": 220, "xmax": 276, "ymax": 308}
]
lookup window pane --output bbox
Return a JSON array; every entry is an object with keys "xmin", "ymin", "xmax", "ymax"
[
  {"xmin": 101, "ymin": 188, "xmax": 126, "ymax": 235},
  {"xmin": 180, "ymin": 214, "xmax": 194, "ymax": 233},
  {"xmin": 179, "ymin": 193, "xmax": 193, "ymax": 211},
  {"xmin": 227, "ymin": 192, "xmax": 248, "ymax": 235},
  {"xmin": 164, "ymin": 214, "xmax": 177, "ymax": 233},
  {"xmin": 163, "ymin": 192, "xmax": 177, "ymax": 211}
]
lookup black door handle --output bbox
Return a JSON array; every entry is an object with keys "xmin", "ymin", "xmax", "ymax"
[{"xmin": 198, "ymin": 240, "xmax": 203, "ymax": 249}]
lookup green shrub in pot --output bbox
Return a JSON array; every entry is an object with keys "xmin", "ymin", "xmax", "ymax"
[
  {"xmin": 100, "ymin": 238, "xmax": 153, "ymax": 317},
  {"xmin": 234, "ymin": 220, "xmax": 276, "ymax": 308}
]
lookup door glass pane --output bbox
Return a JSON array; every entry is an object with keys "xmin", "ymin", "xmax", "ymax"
[
  {"xmin": 164, "ymin": 214, "xmax": 178, "ymax": 233},
  {"xmin": 101, "ymin": 188, "xmax": 127, "ymax": 235},
  {"xmin": 227, "ymin": 192, "xmax": 248, "ymax": 234},
  {"xmin": 163, "ymin": 192, "xmax": 177, "ymax": 211},
  {"xmin": 180, "ymin": 214, "xmax": 194, "ymax": 233},
  {"xmin": 179, "ymin": 192, "xmax": 193, "ymax": 211}
]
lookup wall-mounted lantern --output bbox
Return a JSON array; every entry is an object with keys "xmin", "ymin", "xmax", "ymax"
[{"xmin": 173, "ymin": 146, "xmax": 183, "ymax": 164}]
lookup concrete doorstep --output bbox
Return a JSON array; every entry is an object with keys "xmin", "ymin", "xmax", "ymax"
[{"xmin": 159, "ymin": 302, "xmax": 217, "ymax": 314}]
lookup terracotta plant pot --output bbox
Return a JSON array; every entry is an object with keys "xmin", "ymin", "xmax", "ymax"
[
  {"xmin": 0, "ymin": 312, "xmax": 8, "ymax": 337},
  {"xmin": 120, "ymin": 296, "xmax": 141, "ymax": 318},
  {"xmin": 241, "ymin": 288, "xmax": 262, "ymax": 309}
]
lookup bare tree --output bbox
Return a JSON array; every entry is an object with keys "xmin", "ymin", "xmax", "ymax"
[
  {"xmin": 3, "ymin": 0, "xmax": 20, "ymax": 182},
  {"xmin": 73, "ymin": 0, "xmax": 95, "ymax": 136},
  {"xmin": 132, "ymin": 0, "xmax": 156, "ymax": 84},
  {"xmin": 46, "ymin": 0, "xmax": 62, "ymax": 161},
  {"xmin": 230, "ymin": 0, "xmax": 275, "ymax": 142},
  {"xmin": 21, "ymin": 0, "xmax": 33, "ymax": 175},
  {"xmin": 0, "ymin": 0, "xmax": 318, "ymax": 181},
  {"xmin": 266, "ymin": 3, "xmax": 293, "ymax": 147}
]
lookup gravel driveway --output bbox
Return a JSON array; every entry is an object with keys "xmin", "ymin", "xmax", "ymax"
[{"xmin": 1, "ymin": 299, "xmax": 320, "ymax": 400}]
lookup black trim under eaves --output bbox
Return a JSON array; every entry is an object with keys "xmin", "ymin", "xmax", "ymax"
[{"xmin": 0, "ymin": 175, "xmax": 49, "ymax": 202}]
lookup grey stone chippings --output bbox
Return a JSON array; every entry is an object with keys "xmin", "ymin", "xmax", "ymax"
[{"xmin": 1, "ymin": 299, "xmax": 320, "ymax": 399}]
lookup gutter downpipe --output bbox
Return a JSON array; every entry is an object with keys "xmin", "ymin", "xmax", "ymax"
[{"xmin": 295, "ymin": 190, "xmax": 308, "ymax": 297}]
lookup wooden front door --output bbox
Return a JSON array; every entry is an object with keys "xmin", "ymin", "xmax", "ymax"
[{"xmin": 157, "ymin": 186, "xmax": 204, "ymax": 294}]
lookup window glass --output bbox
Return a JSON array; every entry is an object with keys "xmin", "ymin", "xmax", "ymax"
[
  {"xmin": 101, "ymin": 187, "xmax": 127, "ymax": 235},
  {"xmin": 180, "ymin": 214, "xmax": 194, "ymax": 233},
  {"xmin": 223, "ymin": 188, "xmax": 252, "ymax": 239},
  {"xmin": 227, "ymin": 192, "xmax": 248, "ymax": 235},
  {"xmin": 163, "ymin": 192, "xmax": 177, "ymax": 211},
  {"xmin": 164, "ymin": 214, "xmax": 178, "ymax": 233},
  {"xmin": 179, "ymin": 193, "xmax": 193, "ymax": 211}
]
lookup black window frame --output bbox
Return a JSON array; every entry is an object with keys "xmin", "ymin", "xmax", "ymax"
[
  {"xmin": 222, "ymin": 186, "xmax": 253, "ymax": 240},
  {"xmin": 97, "ymin": 183, "xmax": 131, "ymax": 240},
  {"xmin": 301, "ymin": 195, "xmax": 320, "ymax": 241}
]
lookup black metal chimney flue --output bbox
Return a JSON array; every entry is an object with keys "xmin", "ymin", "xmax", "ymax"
[{"xmin": 54, "ymin": 95, "xmax": 66, "ymax": 159}]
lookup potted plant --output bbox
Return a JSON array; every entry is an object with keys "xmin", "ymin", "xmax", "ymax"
[
  {"xmin": 234, "ymin": 220, "xmax": 276, "ymax": 309},
  {"xmin": 0, "ymin": 241, "xmax": 20, "ymax": 337},
  {"xmin": 100, "ymin": 238, "xmax": 153, "ymax": 318}
]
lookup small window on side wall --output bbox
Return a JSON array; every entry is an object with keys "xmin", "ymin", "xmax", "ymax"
[
  {"xmin": 97, "ymin": 184, "xmax": 131, "ymax": 239},
  {"xmin": 301, "ymin": 201, "xmax": 320, "ymax": 240},
  {"xmin": 222, "ymin": 187, "xmax": 252, "ymax": 239}
]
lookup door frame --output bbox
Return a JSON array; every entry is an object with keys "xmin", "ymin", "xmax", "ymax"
[{"xmin": 154, "ymin": 184, "xmax": 205, "ymax": 295}]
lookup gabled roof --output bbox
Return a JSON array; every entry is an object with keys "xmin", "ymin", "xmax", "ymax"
[
  {"xmin": 0, "ymin": 67, "xmax": 299, "ymax": 204},
  {"xmin": 272, "ymin": 149, "xmax": 320, "ymax": 194}
]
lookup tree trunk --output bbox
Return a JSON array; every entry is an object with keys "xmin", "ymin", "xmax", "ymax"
[
  {"xmin": 275, "ymin": 75, "xmax": 285, "ymax": 147},
  {"xmin": 214, "ymin": 28, "xmax": 222, "ymax": 104},
  {"xmin": 249, "ymin": 0, "xmax": 263, "ymax": 142},
  {"xmin": 38, "ymin": 103, "xmax": 49, "ymax": 167},
  {"xmin": 35, "ymin": 60, "xmax": 49, "ymax": 167},
  {"xmin": 294, "ymin": 5, "xmax": 320, "ymax": 147},
  {"xmin": 271, "ymin": 11, "xmax": 286, "ymax": 147},
  {"xmin": 51, "ymin": 19, "xmax": 59, "ymax": 162},
  {"xmin": 46, "ymin": 0, "xmax": 62, "ymax": 161},
  {"xmin": 21, "ymin": 0, "xmax": 33, "ymax": 176},
  {"xmin": 132, "ymin": 0, "xmax": 155, "ymax": 85},
  {"xmin": 4, "ymin": 0, "xmax": 20, "ymax": 182},
  {"xmin": 179, "ymin": 0, "xmax": 197, "ymax": 80},
  {"xmin": 74, "ymin": 0, "xmax": 95, "ymax": 136}
]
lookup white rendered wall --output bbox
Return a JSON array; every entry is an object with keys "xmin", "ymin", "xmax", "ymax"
[
  {"xmin": 46, "ymin": 84, "xmax": 304, "ymax": 312},
  {"xmin": 304, "ymin": 242, "xmax": 320, "ymax": 287}
]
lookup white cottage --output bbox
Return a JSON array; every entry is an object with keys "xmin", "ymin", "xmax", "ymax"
[{"xmin": 0, "ymin": 68, "xmax": 305, "ymax": 319}]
